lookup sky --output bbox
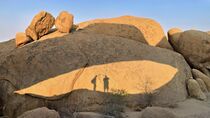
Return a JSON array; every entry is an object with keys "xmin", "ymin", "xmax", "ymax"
[{"xmin": 0, "ymin": 0, "xmax": 210, "ymax": 42}]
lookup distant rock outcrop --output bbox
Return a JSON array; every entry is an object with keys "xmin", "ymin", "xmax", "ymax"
[
  {"xmin": 77, "ymin": 16, "xmax": 173, "ymax": 50},
  {"xmin": 25, "ymin": 11, "xmax": 55, "ymax": 40},
  {"xmin": 55, "ymin": 11, "xmax": 74, "ymax": 33}
]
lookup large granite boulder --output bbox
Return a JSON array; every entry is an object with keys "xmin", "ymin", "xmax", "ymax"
[
  {"xmin": 17, "ymin": 107, "xmax": 60, "ymax": 118},
  {"xmin": 0, "ymin": 30, "xmax": 191, "ymax": 117},
  {"xmin": 169, "ymin": 30, "xmax": 210, "ymax": 76},
  {"xmin": 25, "ymin": 11, "xmax": 55, "ymax": 40},
  {"xmin": 55, "ymin": 11, "xmax": 74, "ymax": 33},
  {"xmin": 78, "ymin": 16, "xmax": 173, "ymax": 50}
]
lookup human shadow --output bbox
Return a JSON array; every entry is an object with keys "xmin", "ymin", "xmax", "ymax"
[
  {"xmin": 91, "ymin": 75, "xmax": 97, "ymax": 91},
  {"xmin": 103, "ymin": 75, "xmax": 110, "ymax": 93}
]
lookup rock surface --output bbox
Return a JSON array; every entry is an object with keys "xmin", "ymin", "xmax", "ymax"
[
  {"xmin": 192, "ymin": 69, "xmax": 210, "ymax": 91},
  {"xmin": 25, "ymin": 11, "xmax": 55, "ymax": 40},
  {"xmin": 196, "ymin": 78, "xmax": 208, "ymax": 93},
  {"xmin": 187, "ymin": 79, "xmax": 206, "ymax": 100},
  {"xmin": 78, "ymin": 16, "xmax": 173, "ymax": 50},
  {"xmin": 167, "ymin": 28, "xmax": 182, "ymax": 51},
  {"xmin": 55, "ymin": 11, "xmax": 74, "ymax": 33},
  {"xmin": 170, "ymin": 30, "xmax": 210, "ymax": 76},
  {"xmin": 141, "ymin": 107, "xmax": 178, "ymax": 118},
  {"xmin": 39, "ymin": 30, "xmax": 68, "ymax": 40},
  {"xmin": 15, "ymin": 32, "xmax": 32, "ymax": 47},
  {"xmin": 0, "ymin": 30, "xmax": 191, "ymax": 117},
  {"xmin": 74, "ymin": 112, "xmax": 114, "ymax": 118},
  {"xmin": 17, "ymin": 107, "xmax": 60, "ymax": 118}
]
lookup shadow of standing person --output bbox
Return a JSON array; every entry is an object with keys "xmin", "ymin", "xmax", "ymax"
[
  {"xmin": 91, "ymin": 75, "xmax": 97, "ymax": 91},
  {"xmin": 103, "ymin": 75, "xmax": 110, "ymax": 92}
]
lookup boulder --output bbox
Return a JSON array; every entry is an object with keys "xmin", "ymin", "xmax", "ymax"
[
  {"xmin": 78, "ymin": 16, "xmax": 173, "ymax": 50},
  {"xmin": 192, "ymin": 69, "xmax": 210, "ymax": 91},
  {"xmin": 207, "ymin": 31, "xmax": 210, "ymax": 35},
  {"xmin": 167, "ymin": 28, "xmax": 182, "ymax": 50},
  {"xmin": 196, "ymin": 78, "xmax": 208, "ymax": 93},
  {"xmin": 0, "ymin": 31, "xmax": 191, "ymax": 117},
  {"xmin": 55, "ymin": 11, "xmax": 74, "ymax": 33},
  {"xmin": 25, "ymin": 11, "xmax": 55, "ymax": 40},
  {"xmin": 170, "ymin": 30, "xmax": 210, "ymax": 76},
  {"xmin": 17, "ymin": 107, "xmax": 60, "ymax": 118},
  {"xmin": 73, "ymin": 112, "xmax": 114, "ymax": 118},
  {"xmin": 15, "ymin": 32, "xmax": 32, "ymax": 47},
  {"xmin": 141, "ymin": 107, "xmax": 178, "ymax": 118},
  {"xmin": 187, "ymin": 79, "xmax": 206, "ymax": 100}
]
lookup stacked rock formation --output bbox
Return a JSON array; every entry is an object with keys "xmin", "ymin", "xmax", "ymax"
[
  {"xmin": 1, "ymin": 11, "xmax": 210, "ymax": 118},
  {"xmin": 15, "ymin": 11, "xmax": 74, "ymax": 47}
]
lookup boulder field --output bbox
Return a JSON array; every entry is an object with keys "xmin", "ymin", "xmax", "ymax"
[{"xmin": 0, "ymin": 11, "xmax": 210, "ymax": 118}]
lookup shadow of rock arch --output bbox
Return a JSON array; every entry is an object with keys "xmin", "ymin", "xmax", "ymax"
[{"xmin": 0, "ymin": 29, "xmax": 192, "ymax": 117}]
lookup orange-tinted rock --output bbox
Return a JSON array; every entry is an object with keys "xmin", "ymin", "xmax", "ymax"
[
  {"xmin": 55, "ymin": 11, "xmax": 73, "ymax": 33},
  {"xmin": 167, "ymin": 28, "xmax": 182, "ymax": 50},
  {"xmin": 15, "ymin": 32, "xmax": 32, "ymax": 47},
  {"xmin": 78, "ymin": 16, "xmax": 173, "ymax": 50},
  {"xmin": 25, "ymin": 11, "xmax": 55, "ymax": 40}
]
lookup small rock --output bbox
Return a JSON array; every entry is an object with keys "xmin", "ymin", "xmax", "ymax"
[
  {"xmin": 15, "ymin": 32, "xmax": 32, "ymax": 47},
  {"xmin": 55, "ymin": 11, "xmax": 74, "ymax": 33},
  {"xmin": 196, "ymin": 78, "xmax": 208, "ymax": 93},
  {"xmin": 187, "ymin": 79, "xmax": 207, "ymax": 101},
  {"xmin": 167, "ymin": 28, "xmax": 182, "ymax": 50},
  {"xmin": 141, "ymin": 107, "xmax": 178, "ymax": 118},
  {"xmin": 25, "ymin": 11, "xmax": 55, "ymax": 40},
  {"xmin": 17, "ymin": 107, "xmax": 60, "ymax": 118},
  {"xmin": 192, "ymin": 69, "xmax": 210, "ymax": 91},
  {"xmin": 74, "ymin": 112, "xmax": 114, "ymax": 118}
]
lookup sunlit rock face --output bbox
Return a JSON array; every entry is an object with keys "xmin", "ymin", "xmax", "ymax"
[{"xmin": 15, "ymin": 60, "xmax": 177, "ymax": 97}]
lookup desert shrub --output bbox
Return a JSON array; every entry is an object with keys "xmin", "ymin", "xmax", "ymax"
[{"xmin": 103, "ymin": 89, "xmax": 127, "ymax": 118}]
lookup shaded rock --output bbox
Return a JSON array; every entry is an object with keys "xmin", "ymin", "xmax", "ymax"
[
  {"xmin": 15, "ymin": 32, "xmax": 32, "ymax": 47},
  {"xmin": 187, "ymin": 79, "xmax": 206, "ymax": 100},
  {"xmin": 196, "ymin": 78, "xmax": 208, "ymax": 93},
  {"xmin": 167, "ymin": 28, "xmax": 182, "ymax": 50},
  {"xmin": 171, "ymin": 30, "xmax": 210, "ymax": 76},
  {"xmin": 0, "ymin": 31, "xmax": 191, "ymax": 117},
  {"xmin": 17, "ymin": 107, "xmax": 60, "ymax": 118},
  {"xmin": 55, "ymin": 11, "xmax": 74, "ymax": 33},
  {"xmin": 74, "ymin": 112, "xmax": 114, "ymax": 118},
  {"xmin": 192, "ymin": 69, "xmax": 210, "ymax": 91},
  {"xmin": 25, "ymin": 11, "xmax": 55, "ymax": 40},
  {"xmin": 79, "ymin": 23, "xmax": 147, "ymax": 44},
  {"xmin": 78, "ymin": 16, "xmax": 173, "ymax": 50},
  {"xmin": 141, "ymin": 107, "xmax": 178, "ymax": 118}
]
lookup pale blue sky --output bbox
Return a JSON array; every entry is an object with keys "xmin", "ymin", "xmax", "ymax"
[{"xmin": 0, "ymin": 0, "xmax": 210, "ymax": 42}]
